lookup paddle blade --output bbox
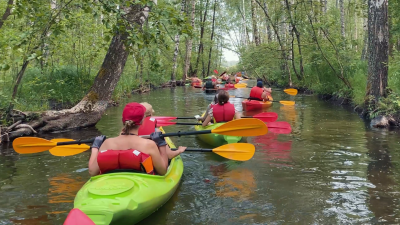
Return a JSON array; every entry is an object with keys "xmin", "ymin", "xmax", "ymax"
[
  {"xmin": 212, "ymin": 118, "xmax": 268, "ymax": 136},
  {"xmin": 234, "ymin": 84, "xmax": 247, "ymax": 88},
  {"xmin": 155, "ymin": 120, "xmax": 177, "ymax": 127},
  {"xmin": 151, "ymin": 116, "xmax": 178, "ymax": 121},
  {"xmin": 252, "ymin": 112, "xmax": 278, "ymax": 122},
  {"xmin": 279, "ymin": 100, "xmax": 295, "ymax": 106},
  {"xmin": 49, "ymin": 139, "xmax": 90, "ymax": 156},
  {"xmin": 267, "ymin": 122, "xmax": 292, "ymax": 134},
  {"xmin": 214, "ymin": 69, "xmax": 219, "ymax": 74},
  {"xmin": 13, "ymin": 137, "xmax": 56, "ymax": 154},
  {"xmin": 284, "ymin": 88, "xmax": 298, "ymax": 96},
  {"xmin": 213, "ymin": 143, "xmax": 255, "ymax": 161}
]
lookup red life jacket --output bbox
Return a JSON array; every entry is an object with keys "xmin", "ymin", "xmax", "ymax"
[
  {"xmin": 97, "ymin": 149, "xmax": 155, "ymax": 175},
  {"xmin": 138, "ymin": 117, "xmax": 157, "ymax": 135},
  {"xmin": 250, "ymin": 87, "xmax": 264, "ymax": 100},
  {"xmin": 211, "ymin": 78, "xmax": 217, "ymax": 83},
  {"xmin": 212, "ymin": 103, "xmax": 235, "ymax": 123}
]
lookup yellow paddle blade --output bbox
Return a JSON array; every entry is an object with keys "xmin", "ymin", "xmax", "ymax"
[
  {"xmin": 13, "ymin": 137, "xmax": 57, "ymax": 154},
  {"xmin": 234, "ymin": 83, "xmax": 247, "ymax": 88},
  {"xmin": 49, "ymin": 139, "xmax": 91, "ymax": 156},
  {"xmin": 211, "ymin": 118, "xmax": 268, "ymax": 136},
  {"xmin": 279, "ymin": 100, "xmax": 295, "ymax": 106},
  {"xmin": 213, "ymin": 143, "xmax": 255, "ymax": 161},
  {"xmin": 283, "ymin": 88, "xmax": 298, "ymax": 96}
]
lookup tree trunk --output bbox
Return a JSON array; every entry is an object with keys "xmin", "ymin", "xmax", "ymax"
[
  {"xmin": 0, "ymin": 0, "xmax": 13, "ymax": 30},
  {"xmin": 264, "ymin": 3, "xmax": 272, "ymax": 42},
  {"xmin": 365, "ymin": 0, "xmax": 389, "ymax": 109},
  {"xmin": 183, "ymin": 0, "xmax": 196, "ymax": 80},
  {"xmin": 193, "ymin": 0, "xmax": 209, "ymax": 77},
  {"xmin": 206, "ymin": 0, "xmax": 217, "ymax": 77},
  {"xmin": 361, "ymin": 16, "xmax": 368, "ymax": 60},
  {"xmin": 340, "ymin": 0, "xmax": 345, "ymax": 39},
  {"xmin": 171, "ymin": 0, "xmax": 186, "ymax": 86},
  {"xmin": 251, "ymin": 0, "xmax": 260, "ymax": 45},
  {"xmin": 38, "ymin": 1, "xmax": 155, "ymax": 132},
  {"xmin": 284, "ymin": 0, "xmax": 303, "ymax": 80}
]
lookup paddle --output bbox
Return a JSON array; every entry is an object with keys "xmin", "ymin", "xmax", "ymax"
[
  {"xmin": 156, "ymin": 120, "xmax": 291, "ymax": 134},
  {"xmin": 172, "ymin": 143, "xmax": 255, "ymax": 161},
  {"xmin": 13, "ymin": 137, "xmax": 92, "ymax": 155},
  {"xmin": 234, "ymin": 83, "xmax": 247, "ymax": 88},
  {"xmin": 234, "ymin": 86, "xmax": 298, "ymax": 96},
  {"xmin": 154, "ymin": 112, "xmax": 278, "ymax": 123},
  {"xmin": 230, "ymin": 96, "xmax": 295, "ymax": 106},
  {"xmin": 13, "ymin": 119, "xmax": 268, "ymax": 155},
  {"xmin": 14, "ymin": 137, "xmax": 255, "ymax": 161}
]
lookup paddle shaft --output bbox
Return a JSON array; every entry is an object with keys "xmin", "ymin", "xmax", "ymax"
[
  {"xmin": 171, "ymin": 147, "xmax": 212, "ymax": 152},
  {"xmin": 55, "ymin": 139, "xmax": 95, "ymax": 146}
]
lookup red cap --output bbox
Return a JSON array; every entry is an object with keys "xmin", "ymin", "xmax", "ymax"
[{"xmin": 122, "ymin": 102, "xmax": 146, "ymax": 125}]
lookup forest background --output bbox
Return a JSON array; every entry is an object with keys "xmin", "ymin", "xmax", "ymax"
[{"xmin": 0, "ymin": 0, "xmax": 397, "ymax": 126}]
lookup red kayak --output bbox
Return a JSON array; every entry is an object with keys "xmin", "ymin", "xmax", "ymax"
[{"xmin": 64, "ymin": 209, "xmax": 95, "ymax": 225}]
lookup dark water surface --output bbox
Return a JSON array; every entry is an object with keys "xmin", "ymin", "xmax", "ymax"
[{"xmin": 2, "ymin": 82, "xmax": 400, "ymax": 224}]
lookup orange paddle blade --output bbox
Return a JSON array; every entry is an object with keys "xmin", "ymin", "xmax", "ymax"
[
  {"xmin": 283, "ymin": 88, "xmax": 298, "ymax": 96},
  {"xmin": 213, "ymin": 143, "xmax": 255, "ymax": 161},
  {"xmin": 234, "ymin": 83, "xmax": 247, "ymax": 88},
  {"xmin": 279, "ymin": 100, "xmax": 295, "ymax": 106},
  {"xmin": 211, "ymin": 118, "xmax": 268, "ymax": 136},
  {"xmin": 49, "ymin": 139, "xmax": 90, "ymax": 156},
  {"xmin": 13, "ymin": 137, "xmax": 57, "ymax": 154}
]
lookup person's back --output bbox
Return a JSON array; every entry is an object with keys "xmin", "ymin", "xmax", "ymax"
[
  {"xmin": 205, "ymin": 79, "xmax": 214, "ymax": 89},
  {"xmin": 250, "ymin": 86, "xmax": 264, "ymax": 101},
  {"xmin": 88, "ymin": 102, "xmax": 186, "ymax": 177},
  {"xmin": 202, "ymin": 90, "xmax": 240, "ymax": 126}
]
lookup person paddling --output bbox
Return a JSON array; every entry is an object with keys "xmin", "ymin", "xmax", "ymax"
[
  {"xmin": 201, "ymin": 90, "xmax": 241, "ymax": 126},
  {"xmin": 249, "ymin": 80, "xmax": 273, "ymax": 101},
  {"xmin": 203, "ymin": 77, "xmax": 217, "ymax": 90},
  {"xmin": 88, "ymin": 102, "xmax": 186, "ymax": 176}
]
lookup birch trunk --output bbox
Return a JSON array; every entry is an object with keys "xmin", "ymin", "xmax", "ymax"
[
  {"xmin": 171, "ymin": 0, "xmax": 186, "ymax": 86},
  {"xmin": 251, "ymin": 0, "xmax": 260, "ymax": 45},
  {"xmin": 206, "ymin": 0, "xmax": 217, "ymax": 76},
  {"xmin": 194, "ymin": 0, "xmax": 209, "ymax": 77},
  {"xmin": 183, "ymin": 0, "xmax": 196, "ymax": 80}
]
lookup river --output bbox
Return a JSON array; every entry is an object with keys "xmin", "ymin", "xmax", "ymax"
[{"xmin": 1, "ymin": 82, "xmax": 400, "ymax": 224}]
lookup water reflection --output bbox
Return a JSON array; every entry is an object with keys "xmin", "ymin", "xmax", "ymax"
[
  {"xmin": 366, "ymin": 130, "xmax": 400, "ymax": 223},
  {"xmin": 211, "ymin": 163, "xmax": 256, "ymax": 201},
  {"xmin": 253, "ymin": 133, "xmax": 293, "ymax": 167}
]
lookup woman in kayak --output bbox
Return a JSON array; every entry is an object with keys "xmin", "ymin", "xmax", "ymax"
[
  {"xmin": 195, "ymin": 90, "xmax": 221, "ymax": 122},
  {"xmin": 249, "ymin": 80, "xmax": 272, "ymax": 101},
  {"xmin": 201, "ymin": 90, "xmax": 241, "ymax": 126},
  {"xmin": 88, "ymin": 102, "xmax": 186, "ymax": 176}
]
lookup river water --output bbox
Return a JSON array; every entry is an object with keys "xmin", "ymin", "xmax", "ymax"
[{"xmin": 1, "ymin": 82, "xmax": 400, "ymax": 224}]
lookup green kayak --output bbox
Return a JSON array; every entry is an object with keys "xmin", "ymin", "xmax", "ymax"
[
  {"xmin": 72, "ymin": 127, "xmax": 183, "ymax": 225},
  {"xmin": 194, "ymin": 123, "xmax": 243, "ymax": 147}
]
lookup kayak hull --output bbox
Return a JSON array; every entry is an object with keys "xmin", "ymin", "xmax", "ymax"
[
  {"xmin": 194, "ymin": 123, "xmax": 243, "ymax": 147},
  {"xmin": 242, "ymin": 99, "xmax": 273, "ymax": 111},
  {"xmin": 71, "ymin": 127, "xmax": 183, "ymax": 225}
]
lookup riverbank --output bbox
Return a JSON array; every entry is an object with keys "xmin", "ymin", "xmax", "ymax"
[{"xmin": 0, "ymin": 80, "xmax": 187, "ymax": 143}]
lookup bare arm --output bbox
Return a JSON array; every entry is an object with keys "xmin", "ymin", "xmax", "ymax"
[
  {"xmin": 88, "ymin": 148, "xmax": 100, "ymax": 176},
  {"xmin": 157, "ymin": 145, "xmax": 169, "ymax": 168},
  {"xmin": 147, "ymin": 141, "xmax": 168, "ymax": 175},
  {"xmin": 166, "ymin": 146, "xmax": 187, "ymax": 159},
  {"xmin": 199, "ymin": 104, "xmax": 211, "ymax": 122},
  {"xmin": 234, "ymin": 112, "xmax": 241, "ymax": 119},
  {"xmin": 202, "ymin": 114, "xmax": 212, "ymax": 127}
]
